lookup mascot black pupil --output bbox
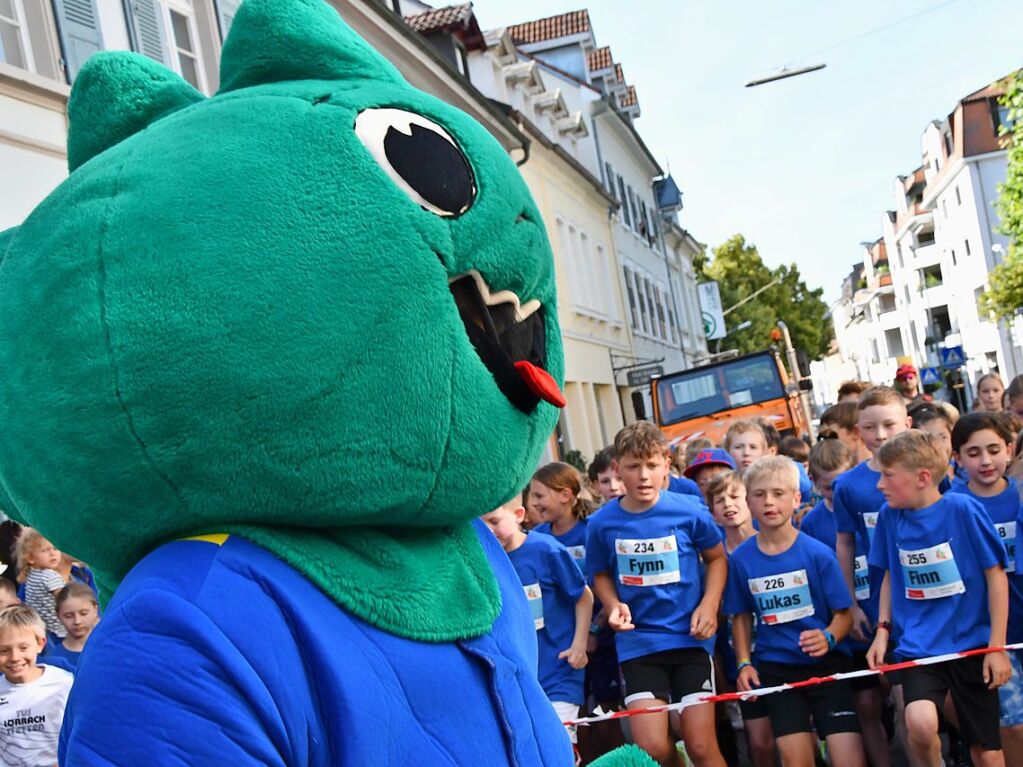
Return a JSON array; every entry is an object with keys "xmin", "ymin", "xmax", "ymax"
[{"xmin": 383, "ymin": 123, "xmax": 475, "ymax": 216}]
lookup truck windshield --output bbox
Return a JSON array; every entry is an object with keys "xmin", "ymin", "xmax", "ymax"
[{"xmin": 655, "ymin": 355, "xmax": 785, "ymax": 426}]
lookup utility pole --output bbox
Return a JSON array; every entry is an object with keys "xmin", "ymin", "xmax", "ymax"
[{"xmin": 777, "ymin": 320, "xmax": 815, "ymax": 438}]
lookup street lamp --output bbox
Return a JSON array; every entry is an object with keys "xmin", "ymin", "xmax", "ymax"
[
  {"xmin": 716, "ymin": 319, "xmax": 752, "ymax": 354},
  {"xmin": 745, "ymin": 64, "xmax": 826, "ymax": 88}
]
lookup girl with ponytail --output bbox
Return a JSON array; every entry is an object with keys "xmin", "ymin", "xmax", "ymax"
[{"xmin": 530, "ymin": 462, "xmax": 593, "ymax": 569}]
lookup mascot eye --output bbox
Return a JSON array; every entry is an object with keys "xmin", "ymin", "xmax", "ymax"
[{"xmin": 355, "ymin": 108, "xmax": 476, "ymax": 217}]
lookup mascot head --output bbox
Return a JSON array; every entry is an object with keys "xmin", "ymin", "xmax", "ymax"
[{"xmin": 0, "ymin": 0, "xmax": 563, "ymax": 619}]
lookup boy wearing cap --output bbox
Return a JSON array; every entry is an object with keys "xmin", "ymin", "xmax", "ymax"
[{"xmin": 684, "ymin": 449, "xmax": 737, "ymax": 504}]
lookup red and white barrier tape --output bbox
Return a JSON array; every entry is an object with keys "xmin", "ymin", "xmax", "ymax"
[{"xmin": 565, "ymin": 642, "xmax": 1023, "ymax": 725}]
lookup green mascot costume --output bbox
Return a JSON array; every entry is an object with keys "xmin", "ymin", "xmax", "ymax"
[{"xmin": 0, "ymin": 0, "xmax": 654, "ymax": 763}]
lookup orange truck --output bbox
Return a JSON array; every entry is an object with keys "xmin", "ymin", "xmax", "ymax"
[{"xmin": 650, "ymin": 349, "xmax": 811, "ymax": 448}]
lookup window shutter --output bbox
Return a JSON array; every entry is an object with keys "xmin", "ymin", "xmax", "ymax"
[
  {"xmin": 52, "ymin": 0, "xmax": 104, "ymax": 82},
  {"xmin": 129, "ymin": 0, "xmax": 168, "ymax": 65},
  {"xmin": 215, "ymin": 0, "xmax": 240, "ymax": 40}
]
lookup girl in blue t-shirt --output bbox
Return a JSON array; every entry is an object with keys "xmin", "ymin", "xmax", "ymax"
[
  {"xmin": 481, "ymin": 497, "xmax": 593, "ymax": 751},
  {"xmin": 529, "ymin": 462, "xmax": 592, "ymax": 572},
  {"xmin": 50, "ymin": 582, "xmax": 100, "ymax": 670},
  {"xmin": 952, "ymin": 412, "xmax": 1023, "ymax": 761}
]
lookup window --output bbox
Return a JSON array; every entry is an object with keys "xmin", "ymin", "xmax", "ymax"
[
  {"xmin": 885, "ymin": 328, "xmax": 905, "ymax": 358},
  {"xmin": 0, "ymin": 0, "xmax": 28, "ymax": 69},
  {"xmin": 639, "ymin": 200, "xmax": 649, "ymax": 236},
  {"xmin": 623, "ymin": 267, "xmax": 638, "ymax": 328},
  {"xmin": 878, "ymin": 294, "xmax": 896, "ymax": 313},
  {"xmin": 918, "ymin": 228, "xmax": 935, "ymax": 246},
  {"xmin": 654, "ymin": 354, "xmax": 785, "ymax": 425},
  {"xmin": 617, "ymin": 177, "xmax": 631, "ymax": 227},
  {"xmin": 965, "ymin": 239, "xmax": 972, "ymax": 257},
  {"xmin": 163, "ymin": 0, "xmax": 204, "ymax": 89},
  {"xmin": 942, "ymin": 199, "xmax": 948, "ymax": 219},
  {"xmin": 636, "ymin": 274, "xmax": 649, "ymax": 333},
  {"xmin": 605, "ymin": 163, "xmax": 616, "ymax": 198},
  {"xmin": 921, "ymin": 264, "xmax": 943, "ymax": 288},
  {"xmin": 996, "ymin": 104, "xmax": 1018, "ymax": 134},
  {"xmin": 951, "ymin": 248, "xmax": 957, "ymax": 267},
  {"xmin": 929, "ymin": 305, "xmax": 952, "ymax": 339},
  {"xmin": 654, "ymin": 288, "xmax": 667, "ymax": 339},
  {"xmin": 644, "ymin": 279, "xmax": 658, "ymax": 336},
  {"xmin": 667, "ymin": 302, "xmax": 678, "ymax": 344},
  {"xmin": 955, "ymin": 186, "xmax": 962, "ymax": 206},
  {"xmin": 870, "ymin": 340, "xmax": 880, "ymax": 364},
  {"xmin": 626, "ymin": 186, "xmax": 637, "ymax": 231}
]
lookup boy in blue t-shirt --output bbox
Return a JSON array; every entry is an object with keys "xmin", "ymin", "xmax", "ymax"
[
  {"xmin": 951, "ymin": 412, "xmax": 1023, "ymax": 760},
  {"xmin": 586, "ymin": 421, "xmax": 727, "ymax": 767},
  {"xmin": 481, "ymin": 498, "xmax": 594, "ymax": 747},
  {"xmin": 867, "ymin": 430, "xmax": 1011, "ymax": 766},
  {"xmin": 725, "ymin": 456, "xmax": 866, "ymax": 767}
]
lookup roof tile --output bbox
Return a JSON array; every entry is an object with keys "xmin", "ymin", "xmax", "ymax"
[
  {"xmin": 618, "ymin": 85, "xmax": 638, "ymax": 108},
  {"xmin": 508, "ymin": 10, "xmax": 591, "ymax": 44},
  {"xmin": 404, "ymin": 4, "xmax": 472, "ymax": 34},
  {"xmin": 587, "ymin": 46, "xmax": 612, "ymax": 72}
]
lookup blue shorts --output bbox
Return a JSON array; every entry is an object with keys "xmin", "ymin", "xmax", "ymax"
[{"xmin": 999, "ymin": 649, "xmax": 1023, "ymax": 727}]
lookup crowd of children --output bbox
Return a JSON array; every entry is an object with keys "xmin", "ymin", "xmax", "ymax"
[{"xmin": 487, "ymin": 370, "xmax": 1023, "ymax": 767}]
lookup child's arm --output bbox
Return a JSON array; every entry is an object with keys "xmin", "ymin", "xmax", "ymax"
[
  {"xmin": 798, "ymin": 608, "xmax": 852, "ymax": 658},
  {"xmin": 866, "ymin": 570, "xmax": 891, "ymax": 669},
  {"xmin": 691, "ymin": 543, "xmax": 726, "ymax": 640},
  {"xmin": 558, "ymin": 585, "xmax": 594, "ymax": 670},
  {"xmin": 731, "ymin": 612, "xmax": 760, "ymax": 693},
  {"xmin": 983, "ymin": 564, "xmax": 1012, "ymax": 689},
  {"xmin": 593, "ymin": 571, "xmax": 632, "ymax": 631},
  {"xmin": 836, "ymin": 532, "xmax": 869, "ymax": 641}
]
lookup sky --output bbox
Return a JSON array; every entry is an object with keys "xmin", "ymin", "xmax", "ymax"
[{"xmin": 469, "ymin": 0, "xmax": 1023, "ymax": 303}]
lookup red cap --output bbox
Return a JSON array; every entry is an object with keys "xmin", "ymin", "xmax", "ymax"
[{"xmin": 895, "ymin": 364, "xmax": 917, "ymax": 380}]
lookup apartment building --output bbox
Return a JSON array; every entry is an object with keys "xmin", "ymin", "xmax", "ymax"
[{"xmin": 824, "ymin": 72, "xmax": 1021, "ymax": 406}]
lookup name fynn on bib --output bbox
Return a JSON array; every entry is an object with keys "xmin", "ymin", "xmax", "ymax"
[
  {"xmin": 616, "ymin": 535, "xmax": 680, "ymax": 586},
  {"xmin": 523, "ymin": 583, "xmax": 544, "ymax": 629},
  {"xmin": 995, "ymin": 521, "xmax": 1016, "ymax": 573},
  {"xmin": 899, "ymin": 542, "xmax": 965, "ymax": 600},
  {"xmin": 854, "ymin": 555, "xmax": 871, "ymax": 601},
  {"xmin": 748, "ymin": 569, "xmax": 814, "ymax": 624}
]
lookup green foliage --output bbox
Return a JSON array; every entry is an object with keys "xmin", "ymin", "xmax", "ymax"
[
  {"xmin": 699, "ymin": 234, "xmax": 832, "ymax": 360},
  {"xmin": 985, "ymin": 70, "xmax": 1023, "ymax": 319},
  {"xmin": 563, "ymin": 449, "xmax": 588, "ymax": 474}
]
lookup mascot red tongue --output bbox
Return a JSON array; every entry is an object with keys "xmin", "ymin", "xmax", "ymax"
[
  {"xmin": 516, "ymin": 360, "xmax": 567, "ymax": 407},
  {"xmin": 0, "ymin": 0, "xmax": 653, "ymax": 763}
]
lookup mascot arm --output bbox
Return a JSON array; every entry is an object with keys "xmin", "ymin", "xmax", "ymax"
[{"xmin": 60, "ymin": 588, "xmax": 293, "ymax": 766}]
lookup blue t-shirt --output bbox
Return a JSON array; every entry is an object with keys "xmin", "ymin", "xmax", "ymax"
[
  {"xmin": 800, "ymin": 501, "xmax": 836, "ymax": 551},
  {"xmin": 585, "ymin": 491, "xmax": 722, "ymax": 662},
  {"xmin": 532, "ymin": 518, "xmax": 588, "ymax": 575},
  {"xmin": 507, "ymin": 532, "xmax": 587, "ymax": 705},
  {"xmin": 59, "ymin": 526, "xmax": 573, "ymax": 766},
  {"xmin": 950, "ymin": 478, "xmax": 1023, "ymax": 643},
  {"xmin": 669, "ymin": 475, "xmax": 702, "ymax": 498},
  {"xmin": 724, "ymin": 533, "xmax": 852, "ymax": 666},
  {"xmin": 868, "ymin": 493, "xmax": 1006, "ymax": 659},
  {"xmin": 43, "ymin": 639, "xmax": 83, "ymax": 671},
  {"xmin": 833, "ymin": 461, "xmax": 885, "ymax": 621}
]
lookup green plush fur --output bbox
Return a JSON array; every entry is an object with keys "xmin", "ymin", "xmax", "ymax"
[
  {"xmin": 589, "ymin": 745, "xmax": 659, "ymax": 767},
  {"xmin": 0, "ymin": 0, "xmax": 562, "ymax": 640}
]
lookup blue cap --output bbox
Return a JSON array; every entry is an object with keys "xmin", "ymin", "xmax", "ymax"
[{"xmin": 683, "ymin": 448, "xmax": 737, "ymax": 478}]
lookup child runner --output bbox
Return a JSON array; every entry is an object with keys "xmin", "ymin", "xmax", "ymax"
[
  {"xmin": 912, "ymin": 403, "xmax": 959, "ymax": 487},
  {"xmin": 1007, "ymin": 376, "xmax": 1023, "ymax": 421},
  {"xmin": 706, "ymin": 471, "xmax": 776, "ymax": 767},
  {"xmin": 14, "ymin": 530, "xmax": 67, "ymax": 640},
  {"xmin": 0, "ymin": 605, "xmax": 74, "ymax": 767},
  {"xmin": 682, "ymin": 448, "xmax": 737, "ymax": 502},
  {"xmin": 482, "ymin": 497, "xmax": 593, "ymax": 749},
  {"xmin": 684, "ymin": 438, "xmax": 714, "ymax": 470},
  {"xmin": 725, "ymin": 420, "xmax": 770, "ymax": 472},
  {"xmin": 48, "ymin": 583, "xmax": 100, "ymax": 671},
  {"xmin": 589, "ymin": 447, "xmax": 625, "ymax": 506},
  {"xmin": 802, "ymin": 438, "xmax": 891, "ymax": 767},
  {"xmin": 531, "ymin": 462, "xmax": 593, "ymax": 571},
  {"xmin": 868, "ymin": 430, "xmax": 1011, "ymax": 767},
  {"xmin": 586, "ymin": 421, "xmax": 727, "ymax": 767},
  {"xmin": 726, "ymin": 456, "xmax": 866, "ymax": 767},
  {"xmin": 950, "ymin": 413, "xmax": 1023, "ymax": 761},
  {"xmin": 819, "ymin": 401, "xmax": 871, "ymax": 463},
  {"xmin": 778, "ymin": 436, "xmax": 810, "ymax": 472},
  {"xmin": 976, "ymin": 374, "xmax": 1006, "ymax": 414}
]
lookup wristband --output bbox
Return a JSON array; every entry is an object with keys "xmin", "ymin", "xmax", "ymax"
[
  {"xmin": 824, "ymin": 630, "xmax": 836, "ymax": 651},
  {"xmin": 736, "ymin": 659, "xmax": 753, "ymax": 672},
  {"xmin": 589, "ymin": 622, "xmax": 601, "ymax": 635},
  {"xmin": 876, "ymin": 620, "xmax": 892, "ymax": 633}
]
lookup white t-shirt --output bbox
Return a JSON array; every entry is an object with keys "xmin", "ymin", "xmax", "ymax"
[{"xmin": 0, "ymin": 665, "xmax": 74, "ymax": 767}]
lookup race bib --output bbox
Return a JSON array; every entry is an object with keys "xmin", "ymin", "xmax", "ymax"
[
  {"xmin": 524, "ymin": 583, "xmax": 544, "ymax": 630},
  {"xmin": 567, "ymin": 545, "xmax": 586, "ymax": 563},
  {"xmin": 899, "ymin": 542, "xmax": 965, "ymax": 600},
  {"xmin": 995, "ymin": 521, "xmax": 1017, "ymax": 573},
  {"xmin": 854, "ymin": 555, "xmax": 871, "ymax": 601},
  {"xmin": 863, "ymin": 512, "xmax": 879, "ymax": 546},
  {"xmin": 616, "ymin": 535, "xmax": 680, "ymax": 586},
  {"xmin": 748, "ymin": 569, "xmax": 815, "ymax": 624}
]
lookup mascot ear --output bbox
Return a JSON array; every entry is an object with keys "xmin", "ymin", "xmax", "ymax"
[
  {"xmin": 67, "ymin": 52, "xmax": 204, "ymax": 172},
  {"xmin": 218, "ymin": 0, "xmax": 404, "ymax": 93}
]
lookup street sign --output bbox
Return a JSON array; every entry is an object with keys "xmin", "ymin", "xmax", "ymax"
[
  {"xmin": 920, "ymin": 367, "xmax": 941, "ymax": 386},
  {"xmin": 940, "ymin": 346, "xmax": 965, "ymax": 368},
  {"xmin": 697, "ymin": 281, "xmax": 727, "ymax": 340},
  {"xmin": 626, "ymin": 365, "xmax": 664, "ymax": 387}
]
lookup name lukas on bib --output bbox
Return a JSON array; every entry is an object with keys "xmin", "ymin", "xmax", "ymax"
[{"xmin": 748, "ymin": 569, "xmax": 814, "ymax": 624}]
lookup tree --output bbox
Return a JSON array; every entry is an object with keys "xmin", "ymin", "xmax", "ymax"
[
  {"xmin": 699, "ymin": 234, "xmax": 832, "ymax": 361},
  {"xmin": 983, "ymin": 70, "xmax": 1023, "ymax": 320}
]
